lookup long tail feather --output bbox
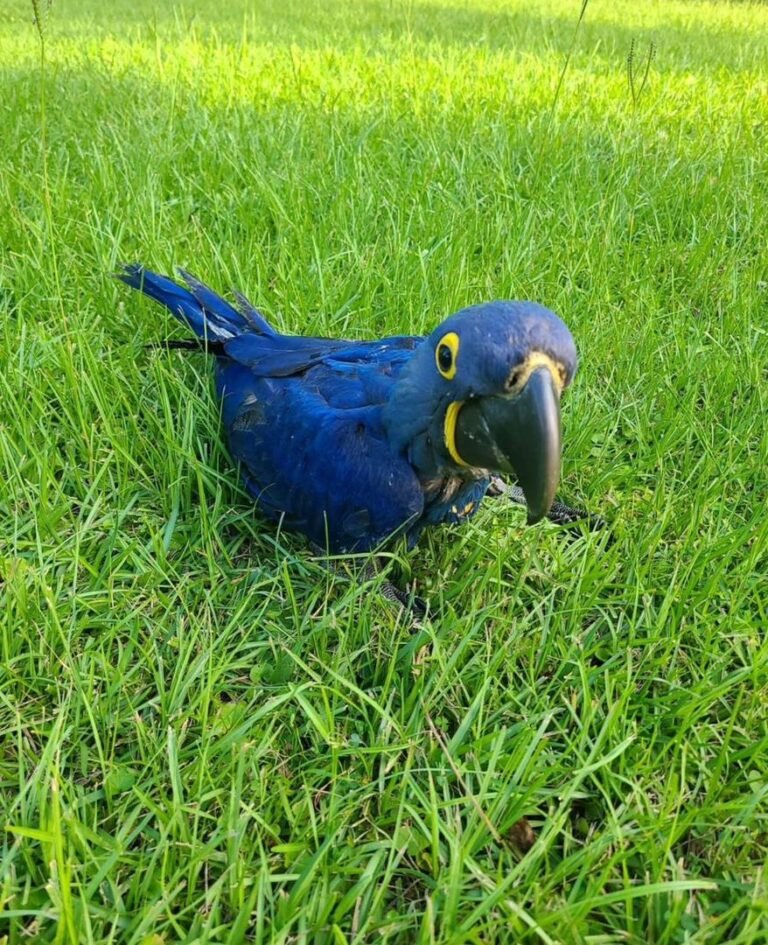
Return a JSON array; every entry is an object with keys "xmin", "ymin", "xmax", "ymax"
[
  {"xmin": 118, "ymin": 264, "xmax": 274, "ymax": 344},
  {"xmin": 230, "ymin": 287, "xmax": 276, "ymax": 335}
]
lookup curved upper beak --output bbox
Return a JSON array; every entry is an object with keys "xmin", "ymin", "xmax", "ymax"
[{"xmin": 453, "ymin": 367, "xmax": 562, "ymax": 524}]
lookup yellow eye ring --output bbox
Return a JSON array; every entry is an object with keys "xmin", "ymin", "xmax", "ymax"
[{"xmin": 435, "ymin": 331, "xmax": 459, "ymax": 380}]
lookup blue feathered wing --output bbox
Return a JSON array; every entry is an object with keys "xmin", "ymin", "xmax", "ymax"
[{"xmin": 119, "ymin": 266, "xmax": 425, "ymax": 552}]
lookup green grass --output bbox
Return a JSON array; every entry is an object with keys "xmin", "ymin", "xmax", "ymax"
[{"xmin": 1, "ymin": 0, "xmax": 768, "ymax": 941}]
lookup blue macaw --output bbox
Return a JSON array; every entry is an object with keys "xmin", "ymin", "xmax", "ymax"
[{"xmin": 119, "ymin": 266, "xmax": 579, "ymax": 554}]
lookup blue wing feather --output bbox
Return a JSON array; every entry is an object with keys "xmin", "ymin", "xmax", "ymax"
[
  {"xmin": 221, "ymin": 333, "xmax": 351, "ymax": 377},
  {"xmin": 120, "ymin": 266, "xmax": 443, "ymax": 551},
  {"xmin": 216, "ymin": 361, "xmax": 424, "ymax": 551},
  {"xmin": 222, "ymin": 334, "xmax": 419, "ymax": 379}
]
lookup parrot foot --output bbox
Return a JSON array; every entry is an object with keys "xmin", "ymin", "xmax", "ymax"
[
  {"xmin": 359, "ymin": 562, "xmax": 428, "ymax": 619},
  {"xmin": 488, "ymin": 478, "xmax": 607, "ymax": 532},
  {"xmin": 378, "ymin": 577, "xmax": 428, "ymax": 619},
  {"xmin": 312, "ymin": 548, "xmax": 427, "ymax": 620}
]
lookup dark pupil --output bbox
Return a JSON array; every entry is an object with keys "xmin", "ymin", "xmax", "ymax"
[{"xmin": 438, "ymin": 344, "xmax": 453, "ymax": 372}]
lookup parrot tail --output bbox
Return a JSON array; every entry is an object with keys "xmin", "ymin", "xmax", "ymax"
[{"xmin": 117, "ymin": 264, "xmax": 276, "ymax": 346}]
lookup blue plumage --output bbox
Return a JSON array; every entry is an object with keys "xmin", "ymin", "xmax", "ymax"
[{"xmin": 120, "ymin": 266, "xmax": 578, "ymax": 552}]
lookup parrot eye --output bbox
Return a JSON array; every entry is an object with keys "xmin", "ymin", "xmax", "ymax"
[{"xmin": 435, "ymin": 332, "xmax": 459, "ymax": 379}]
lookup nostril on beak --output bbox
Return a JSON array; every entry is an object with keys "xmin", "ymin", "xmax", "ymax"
[{"xmin": 505, "ymin": 367, "xmax": 523, "ymax": 392}]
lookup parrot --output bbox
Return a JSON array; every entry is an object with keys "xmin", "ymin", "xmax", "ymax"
[{"xmin": 119, "ymin": 265, "xmax": 588, "ymax": 560}]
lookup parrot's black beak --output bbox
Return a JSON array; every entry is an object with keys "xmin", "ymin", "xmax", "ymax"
[{"xmin": 453, "ymin": 367, "xmax": 562, "ymax": 524}]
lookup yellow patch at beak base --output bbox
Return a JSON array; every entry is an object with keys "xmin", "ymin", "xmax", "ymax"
[
  {"xmin": 444, "ymin": 400, "xmax": 470, "ymax": 467},
  {"xmin": 508, "ymin": 352, "xmax": 567, "ymax": 394}
]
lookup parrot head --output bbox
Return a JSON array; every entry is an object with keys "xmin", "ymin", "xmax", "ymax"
[{"xmin": 384, "ymin": 300, "xmax": 578, "ymax": 524}]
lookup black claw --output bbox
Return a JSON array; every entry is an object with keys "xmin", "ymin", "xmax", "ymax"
[
  {"xmin": 382, "ymin": 581, "xmax": 428, "ymax": 619},
  {"xmin": 546, "ymin": 499, "xmax": 607, "ymax": 530},
  {"xmin": 316, "ymin": 551, "xmax": 428, "ymax": 619},
  {"xmin": 488, "ymin": 479, "xmax": 608, "ymax": 534}
]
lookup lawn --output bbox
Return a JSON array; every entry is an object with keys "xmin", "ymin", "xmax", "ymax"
[{"xmin": 1, "ymin": 0, "xmax": 767, "ymax": 941}]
